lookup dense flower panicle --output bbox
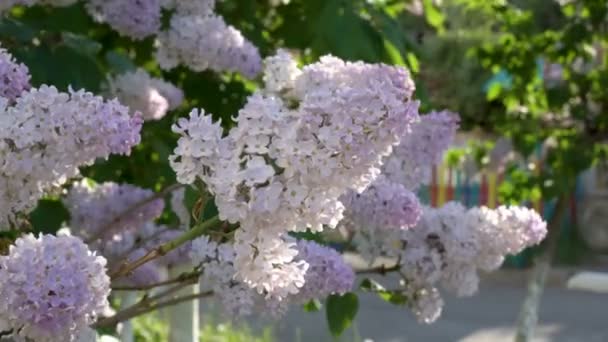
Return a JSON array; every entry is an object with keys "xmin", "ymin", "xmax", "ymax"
[
  {"xmin": 341, "ymin": 176, "xmax": 422, "ymax": 234},
  {"xmin": 169, "ymin": 108, "xmax": 224, "ymax": 184},
  {"xmin": 62, "ymin": 181, "xmax": 164, "ymax": 243},
  {"xmin": 156, "ymin": 14, "xmax": 262, "ymax": 78},
  {"xmin": 191, "ymin": 237, "xmax": 351, "ymax": 317},
  {"xmin": 0, "ymin": 46, "xmax": 30, "ymax": 102},
  {"xmin": 0, "ymin": 86, "xmax": 142, "ymax": 229},
  {"xmin": 383, "ymin": 110, "xmax": 460, "ymax": 191},
  {"xmin": 263, "ymin": 49, "xmax": 301, "ymax": 93},
  {"xmin": 411, "ymin": 287, "xmax": 443, "ymax": 324},
  {"xmin": 106, "ymin": 69, "xmax": 184, "ymax": 121},
  {"xmin": 86, "ymin": 0, "xmax": 161, "ymax": 40},
  {"xmin": 293, "ymin": 240, "xmax": 355, "ymax": 302},
  {"xmin": 191, "ymin": 237, "xmax": 257, "ymax": 317},
  {"xmin": 172, "ymin": 52, "xmax": 419, "ymax": 298},
  {"xmin": 0, "ymin": 234, "xmax": 110, "ymax": 341},
  {"xmin": 467, "ymin": 205, "xmax": 548, "ymax": 271},
  {"xmin": 351, "ymin": 202, "xmax": 547, "ymax": 323}
]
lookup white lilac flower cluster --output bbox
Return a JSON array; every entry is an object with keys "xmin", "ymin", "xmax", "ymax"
[
  {"xmin": 0, "ymin": 234, "xmax": 111, "ymax": 342},
  {"xmin": 190, "ymin": 236, "xmax": 354, "ymax": 318},
  {"xmin": 383, "ymin": 110, "xmax": 460, "ymax": 191},
  {"xmin": 156, "ymin": 1, "xmax": 262, "ymax": 78},
  {"xmin": 106, "ymin": 69, "xmax": 184, "ymax": 121},
  {"xmin": 0, "ymin": 86, "xmax": 143, "ymax": 230},
  {"xmin": 351, "ymin": 202, "xmax": 547, "ymax": 324},
  {"xmin": 85, "ymin": 0, "xmax": 162, "ymax": 40},
  {"xmin": 171, "ymin": 52, "xmax": 419, "ymax": 299},
  {"xmin": 0, "ymin": 46, "xmax": 30, "ymax": 103}
]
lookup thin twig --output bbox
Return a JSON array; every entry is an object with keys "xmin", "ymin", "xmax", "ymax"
[
  {"xmin": 110, "ymin": 215, "xmax": 221, "ymax": 279},
  {"xmin": 355, "ymin": 263, "xmax": 400, "ymax": 275},
  {"xmin": 126, "ymin": 291, "xmax": 214, "ymax": 318},
  {"xmin": 86, "ymin": 183, "xmax": 186, "ymax": 244},
  {"xmin": 95, "ymin": 279, "xmax": 200, "ymax": 328},
  {"xmin": 111, "ymin": 270, "xmax": 202, "ymax": 291}
]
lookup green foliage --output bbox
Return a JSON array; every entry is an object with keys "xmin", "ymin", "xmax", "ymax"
[
  {"xmin": 326, "ymin": 292, "xmax": 359, "ymax": 337},
  {"xmin": 130, "ymin": 312, "xmax": 274, "ymax": 342},
  {"xmin": 360, "ymin": 278, "xmax": 408, "ymax": 306},
  {"xmin": 303, "ymin": 299, "xmax": 322, "ymax": 312},
  {"xmin": 457, "ymin": 0, "xmax": 608, "ymax": 203}
]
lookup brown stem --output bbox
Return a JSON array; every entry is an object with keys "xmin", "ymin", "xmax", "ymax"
[
  {"xmin": 355, "ymin": 263, "xmax": 400, "ymax": 275},
  {"xmin": 95, "ymin": 279, "xmax": 199, "ymax": 328},
  {"xmin": 110, "ymin": 215, "xmax": 221, "ymax": 279},
  {"xmin": 124, "ymin": 291, "xmax": 214, "ymax": 319},
  {"xmin": 111, "ymin": 270, "xmax": 202, "ymax": 291}
]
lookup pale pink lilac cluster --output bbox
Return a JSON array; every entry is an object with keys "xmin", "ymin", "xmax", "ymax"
[
  {"xmin": 191, "ymin": 237, "xmax": 259, "ymax": 317},
  {"xmin": 340, "ymin": 176, "xmax": 422, "ymax": 235},
  {"xmin": 0, "ymin": 234, "xmax": 110, "ymax": 341},
  {"xmin": 466, "ymin": 205, "xmax": 548, "ymax": 271},
  {"xmin": 0, "ymin": 86, "xmax": 142, "ymax": 230},
  {"xmin": 0, "ymin": 46, "xmax": 30, "ymax": 103},
  {"xmin": 156, "ymin": 14, "xmax": 262, "ymax": 79},
  {"xmin": 352, "ymin": 202, "xmax": 547, "ymax": 324},
  {"xmin": 62, "ymin": 180, "xmax": 164, "ymax": 243},
  {"xmin": 171, "ymin": 52, "xmax": 419, "ymax": 299},
  {"xmin": 383, "ymin": 110, "xmax": 460, "ymax": 191},
  {"xmin": 86, "ymin": 0, "xmax": 162, "ymax": 40},
  {"xmin": 292, "ymin": 240, "xmax": 355, "ymax": 302},
  {"xmin": 106, "ymin": 69, "xmax": 184, "ymax": 121},
  {"xmin": 190, "ymin": 236, "xmax": 353, "ymax": 317}
]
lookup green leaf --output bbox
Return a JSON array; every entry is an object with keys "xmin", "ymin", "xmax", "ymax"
[
  {"xmin": 326, "ymin": 292, "xmax": 359, "ymax": 337},
  {"xmin": 422, "ymin": 0, "xmax": 445, "ymax": 33},
  {"xmin": 105, "ymin": 51, "xmax": 137, "ymax": 74},
  {"xmin": 61, "ymin": 32, "xmax": 102, "ymax": 58},
  {"xmin": 378, "ymin": 291, "xmax": 408, "ymax": 305},
  {"xmin": 0, "ymin": 18, "xmax": 37, "ymax": 43},
  {"xmin": 406, "ymin": 52, "xmax": 420, "ymax": 73},
  {"xmin": 29, "ymin": 199, "xmax": 70, "ymax": 234},
  {"xmin": 383, "ymin": 39, "xmax": 405, "ymax": 66},
  {"xmin": 303, "ymin": 299, "xmax": 322, "ymax": 312},
  {"xmin": 486, "ymin": 82, "xmax": 502, "ymax": 100},
  {"xmin": 360, "ymin": 278, "xmax": 408, "ymax": 306}
]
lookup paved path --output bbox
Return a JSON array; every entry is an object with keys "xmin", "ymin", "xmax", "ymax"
[
  {"xmin": 200, "ymin": 263, "xmax": 608, "ymax": 342},
  {"xmin": 266, "ymin": 281, "xmax": 607, "ymax": 342}
]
